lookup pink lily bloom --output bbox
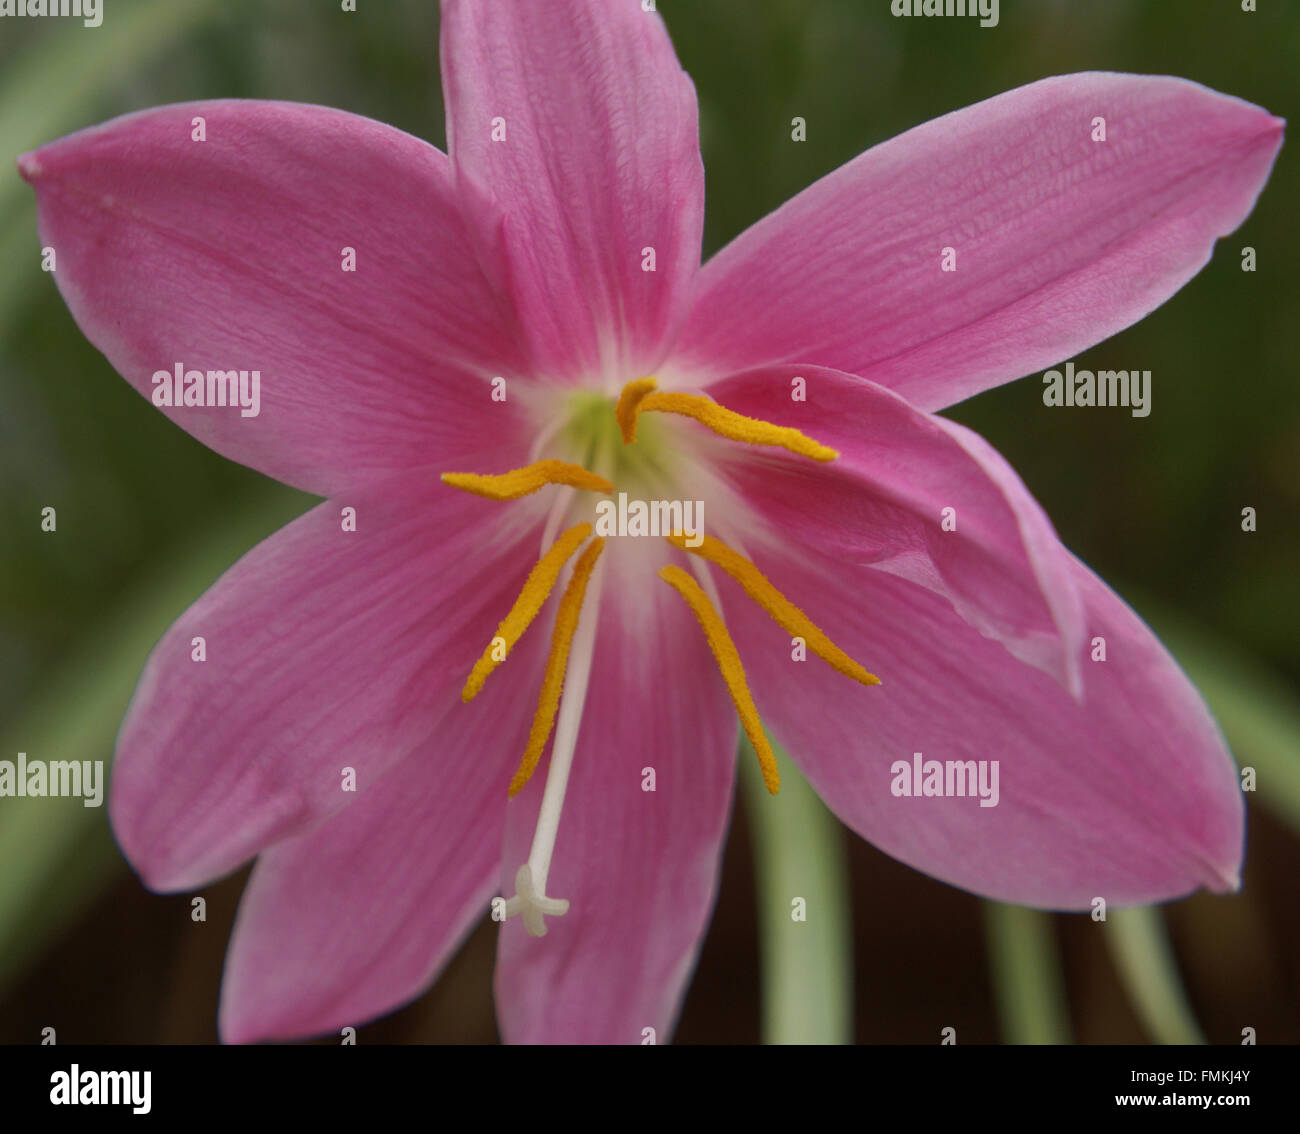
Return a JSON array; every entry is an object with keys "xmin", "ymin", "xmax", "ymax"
[{"xmin": 19, "ymin": 0, "xmax": 1281, "ymax": 1044}]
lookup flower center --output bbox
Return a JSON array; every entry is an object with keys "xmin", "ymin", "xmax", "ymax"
[{"xmin": 440, "ymin": 379, "xmax": 879, "ymax": 937}]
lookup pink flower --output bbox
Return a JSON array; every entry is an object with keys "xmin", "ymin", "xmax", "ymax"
[{"xmin": 19, "ymin": 0, "xmax": 1281, "ymax": 1044}]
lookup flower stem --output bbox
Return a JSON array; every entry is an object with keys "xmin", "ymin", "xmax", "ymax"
[
  {"xmin": 1105, "ymin": 905, "xmax": 1206, "ymax": 1044},
  {"xmin": 741, "ymin": 734, "xmax": 853, "ymax": 1044},
  {"xmin": 983, "ymin": 903, "xmax": 1071, "ymax": 1043}
]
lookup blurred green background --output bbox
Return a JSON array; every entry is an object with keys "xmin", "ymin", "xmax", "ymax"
[{"xmin": 0, "ymin": 0, "xmax": 1296, "ymax": 1043}]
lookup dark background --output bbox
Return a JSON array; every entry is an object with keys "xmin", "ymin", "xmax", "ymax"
[{"xmin": 0, "ymin": 0, "xmax": 1296, "ymax": 1043}]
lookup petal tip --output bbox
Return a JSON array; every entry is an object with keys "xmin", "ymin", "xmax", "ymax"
[
  {"xmin": 1233, "ymin": 105, "xmax": 1285, "ymax": 165},
  {"xmin": 109, "ymin": 775, "xmax": 240, "ymax": 895},
  {"xmin": 16, "ymin": 149, "xmax": 43, "ymax": 182},
  {"xmin": 1250, "ymin": 112, "xmax": 1286, "ymax": 153},
  {"xmin": 112, "ymin": 829, "xmax": 202, "ymax": 895},
  {"xmin": 1206, "ymin": 860, "xmax": 1242, "ymax": 895}
]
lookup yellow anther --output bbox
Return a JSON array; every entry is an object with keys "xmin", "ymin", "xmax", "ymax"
[
  {"xmin": 615, "ymin": 379, "xmax": 838, "ymax": 463},
  {"xmin": 658, "ymin": 564, "xmax": 780, "ymax": 794},
  {"xmin": 462, "ymin": 523, "xmax": 592, "ymax": 702},
  {"xmin": 666, "ymin": 533, "xmax": 880, "ymax": 689},
  {"xmin": 441, "ymin": 460, "xmax": 613, "ymax": 500},
  {"xmin": 509, "ymin": 538, "xmax": 606, "ymax": 797},
  {"xmin": 615, "ymin": 376, "xmax": 659, "ymax": 443}
]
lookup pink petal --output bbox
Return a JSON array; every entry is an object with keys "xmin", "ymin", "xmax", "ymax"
[
  {"xmin": 110, "ymin": 465, "xmax": 548, "ymax": 892},
  {"xmin": 218, "ymin": 616, "xmax": 547, "ymax": 1045},
  {"xmin": 440, "ymin": 0, "xmax": 704, "ymax": 382},
  {"xmin": 722, "ymin": 541, "xmax": 1243, "ymax": 908},
  {"xmin": 18, "ymin": 101, "xmax": 533, "ymax": 495},
  {"xmin": 672, "ymin": 73, "xmax": 1283, "ymax": 411},
  {"xmin": 703, "ymin": 366, "xmax": 1086, "ymax": 695},
  {"xmin": 493, "ymin": 541, "xmax": 737, "ymax": 1043}
]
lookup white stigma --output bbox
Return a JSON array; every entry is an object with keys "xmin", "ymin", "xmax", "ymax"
[
  {"xmin": 502, "ymin": 864, "xmax": 569, "ymax": 937},
  {"xmin": 503, "ymin": 549, "xmax": 606, "ymax": 937}
]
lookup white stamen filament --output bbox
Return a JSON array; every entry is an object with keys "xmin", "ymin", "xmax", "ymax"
[
  {"xmin": 539, "ymin": 484, "xmax": 576, "ymax": 559},
  {"xmin": 687, "ymin": 551, "xmax": 724, "ymax": 614},
  {"xmin": 505, "ymin": 531, "xmax": 606, "ymax": 937}
]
